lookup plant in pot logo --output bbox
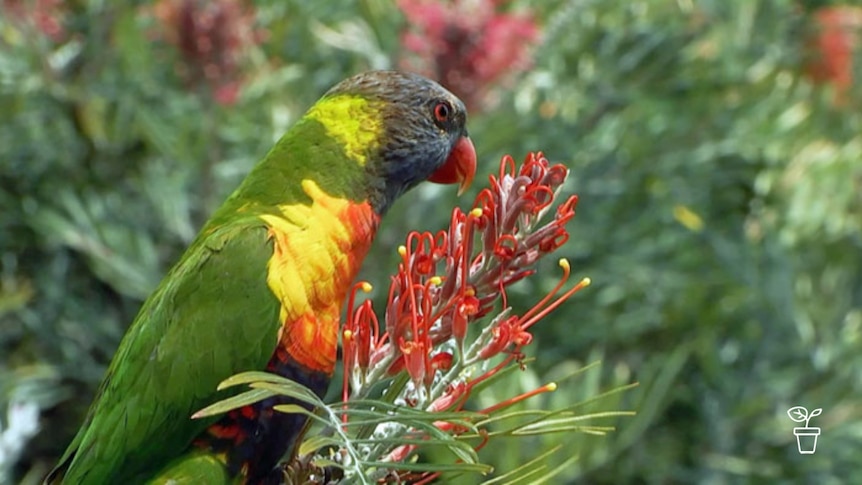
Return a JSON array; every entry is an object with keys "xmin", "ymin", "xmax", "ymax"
[{"xmin": 786, "ymin": 406, "xmax": 822, "ymax": 455}]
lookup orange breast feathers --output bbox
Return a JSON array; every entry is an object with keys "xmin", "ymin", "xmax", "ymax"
[{"xmin": 260, "ymin": 180, "xmax": 379, "ymax": 374}]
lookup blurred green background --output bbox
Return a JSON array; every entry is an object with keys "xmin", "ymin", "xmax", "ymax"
[{"xmin": 2, "ymin": 0, "xmax": 861, "ymax": 483}]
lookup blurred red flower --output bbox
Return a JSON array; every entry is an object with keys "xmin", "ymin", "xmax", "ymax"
[
  {"xmin": 805, "ymin": 5, "xmax": 862, "ymax": 106},
  {"xmin": 149, "ymin": 0, "xmax": 264, "ymax": 105},
  {"xmin": 397, "ymin": 0, "xmax": 540, "ymax": 111},
  {"xmin": 1, "ymin": 0, "xmax": 66, "ymax": 42}
]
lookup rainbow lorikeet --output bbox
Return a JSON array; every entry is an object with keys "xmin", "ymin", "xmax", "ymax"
[{"xmin": 46, "ymin": 71, "xmax": 476, "ymax": 484}]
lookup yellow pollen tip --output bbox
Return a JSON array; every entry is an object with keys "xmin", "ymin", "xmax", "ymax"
[
  {"xmin": 428, "ymin": 276, "xmax": 442, "ymax": 286},
  {"xmin": 581, "ymin": 277, "xmax": 592, "ymax": 287},
  {"xmin": 469, "ymin": 208, "xmax": 483, "ymax": 218},
  {"xmin": 673, "ymin": 204, "xmax": 704, "ymax": 232},
  {"xmin": 361, "ymin": 282, "xmax": 373, "ymax": 293},
  {"xmin": 398, "ymin": 245, "xmax": 407, "ymax": 256},
  {"xmin": 558, "ymin": 258, "xmax": 570, "ymax": 271},
  {"xmin": 546, "ymin": 382, "xmax": 558, "ymax": 392},
  {"xmin": 464, "ymin": 287, "xmax": 476, "ymax": 297},
  {"xmin": 343, "ymin": 330, "xmax": 353, "ymax": 340}
]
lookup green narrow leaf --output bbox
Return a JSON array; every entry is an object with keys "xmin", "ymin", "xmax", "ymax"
[
  {"xmin": 481, "ymin": 445, "xmax": 564, "ymax": 485},
  {"xmin": 250, "ymin": 381, "xmax": 323, "ymax": 407},
  {"xmin": 510, "ymin": 425, "xmax": 617, "ymax": 437},
  {"xmin": 216, "ymin": 370, "xmax": 296, "ymax": 390},
  {"xmin": 273, "ymin": 404, "xmax": 333, "ymax": 430},
  {"xmin": 360, "ymin": 460, "xmax": 493, "ymax": 474},
  {"xmin": 191, "ymin": 388, "xmax": 276, "ymax": 419},
  {"xmin": 298, "ymin": 435, "xmax": 344, "ymax": 456},
  {"xmin": 524, "ymin": 452, "xmax": 581, "ymax": 485},
  {"xmin": 272, "ymin": 403, "xmax": 317, "ymax": 417}
]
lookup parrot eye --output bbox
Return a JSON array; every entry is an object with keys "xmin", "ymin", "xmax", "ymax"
[{"xmin": 433, "ymin": 101, "xmax": 453, "ymax": 125}]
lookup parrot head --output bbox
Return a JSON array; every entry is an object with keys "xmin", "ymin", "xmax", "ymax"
[{"xmin": 321, "ymin": 70, "xmax": 477, "ymax": 213}]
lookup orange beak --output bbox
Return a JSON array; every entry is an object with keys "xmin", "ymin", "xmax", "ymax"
[{"xmin": 428, "ymin": 136, "xmax": 477, "ymax": 195}]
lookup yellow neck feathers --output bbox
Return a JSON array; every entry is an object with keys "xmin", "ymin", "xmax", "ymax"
[{"xmin": 305, "ymin": 95, "xmax": 385, "ymax": 167}]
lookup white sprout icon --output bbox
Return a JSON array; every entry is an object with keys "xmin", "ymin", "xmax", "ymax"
[
  {"xmin": 786, "ymin": 406, "xmax": 822, "ymax": 454},
  {"xmin": 787, "ymin": 406, "xmax": 822, "ymax": 427}
]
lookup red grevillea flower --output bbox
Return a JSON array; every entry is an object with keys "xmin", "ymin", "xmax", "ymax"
[
  {"xmin": 1, "ymin": 0, "xmax": 66, "ymax": 42},
  {"xmin": 149, "ymin": 0, "xmax": 264, "ymax": 105},
  {"xmin": 339, "ymin": 152, "xmax": 589, "ymax": 480},
  {"xmin": 805, "ymin": 5, "xmax": 862, "ymax": 106},
  {"xmin": 397, "ymin": 0, "xmax": 540, "ymax": 111}
]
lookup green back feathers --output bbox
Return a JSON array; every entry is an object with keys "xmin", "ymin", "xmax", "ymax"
[{"xmin": 49, "ymin": 222, "xmax": 281, "ymax": 483}]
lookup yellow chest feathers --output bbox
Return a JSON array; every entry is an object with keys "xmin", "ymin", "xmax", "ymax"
[{"xmin": 260, "ymin": 179, "xmax": 378, "ymax": 318}]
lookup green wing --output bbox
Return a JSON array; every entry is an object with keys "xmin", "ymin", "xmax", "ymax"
[{"xmin": 49, "ymin": 217, "xmax": 281, "ymax": 484}]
